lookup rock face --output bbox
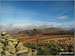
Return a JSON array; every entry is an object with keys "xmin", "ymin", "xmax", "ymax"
[{"xmin": 0, "ymin": 32, "xmax": 37, "ymax": 56}]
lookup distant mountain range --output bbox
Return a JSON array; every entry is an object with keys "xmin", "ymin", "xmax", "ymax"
[
  {"xmin": 14, "ymin": 27, "xmax": 74, "ymax": 36},
  {"xmin": 0, "ymin": 23, "xmax": 74, "ymax": 35}
]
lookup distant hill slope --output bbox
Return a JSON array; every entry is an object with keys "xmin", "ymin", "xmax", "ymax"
[{"xmin": 16, "ymin": 27, "xmax": 74, "ymax": 36}]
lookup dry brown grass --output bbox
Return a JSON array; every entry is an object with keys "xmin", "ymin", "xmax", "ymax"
[{"xmin": 11, "ymin": 34, "xmax": 74, "ymax": 45}]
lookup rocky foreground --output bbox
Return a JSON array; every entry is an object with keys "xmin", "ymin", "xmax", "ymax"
[{"xmin": 0, "ymin": 32, "xmax": 37, "ymax": 56}]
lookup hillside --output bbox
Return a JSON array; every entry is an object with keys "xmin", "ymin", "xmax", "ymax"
[
  {"xmin": 15, "ymin": 28, "xmax": 74, "ymax": 35},
  {"xmin": 9, "ymin": 27, "xmax": 74, "ymax": 55}
]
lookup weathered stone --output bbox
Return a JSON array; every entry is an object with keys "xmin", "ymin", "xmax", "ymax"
[{"xmin": 0, "ymin": 32, "xmax": 37, "ymax": 56}]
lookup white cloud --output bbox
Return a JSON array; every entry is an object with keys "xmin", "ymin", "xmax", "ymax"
[
  {"xmin": 0, "ymin": 21, "xmax": 74, "ymax": 34},
  {"xmin": 57, "ymin": 16, "xmax": 68, "ymax": 19}
]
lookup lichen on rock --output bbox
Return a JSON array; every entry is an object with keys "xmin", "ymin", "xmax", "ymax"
[{"xmin": 0, "ymin": 32, "xmax": 37, "ymax": 56}]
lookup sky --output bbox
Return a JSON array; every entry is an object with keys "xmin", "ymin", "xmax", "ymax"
[{"xmin": 1, "ymin": 1, "xmax": 74, "ymax": 25}]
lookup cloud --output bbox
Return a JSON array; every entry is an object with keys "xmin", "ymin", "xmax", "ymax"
[
  {"xmin": 57, "ymin": 16, "xmax": 68, "ymax": 19},
  {"xmin": 0, "ymin": 21, "xmax": 74, "ymax": 34}
]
